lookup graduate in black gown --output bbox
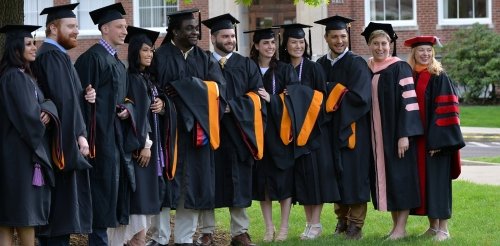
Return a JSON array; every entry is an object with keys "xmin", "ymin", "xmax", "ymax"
[
  {"xmin": 33, "ymin": 4, "xmax": 94, "ymax": 245},
  {"xmin": 197, "ymin": 14, "xmax": 264, "ymax": 246},
  {"xmin": 244, "ymin": 27, "xmax": 299, "ymax": 243},
  {"xmin": 107, "ymin": 26, "xmax": 165, "ymax": 246},
  {"xmin": 276, "ymin": 22, "xmax": 338, "ymax": 241},
  {"xmin": 149, "ymin": 9, "xmax": 226, "ymax": 245},
  {"xmin": 0, "ymin": 24, "xmax": 62, "ymax": 246},
  {"xmin": 314, "ymin": 16, "xmax": 372, "ymax": 240},
  {"xmin": 404, "ymin": 36, "xmax": 465, "ymax": 241},
  {"xmin": 361, "ymin": 22, "xmax": 424, "ymax": 240},
  {"xmin": 73, "ymin": 3, "xmax": 136, "ymax": 244}
]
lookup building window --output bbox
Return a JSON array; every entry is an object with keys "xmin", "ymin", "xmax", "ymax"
[
  {"xmin": 24, "ymin": 0, "xmax": 53, "ymax": 36},
  {"xmin": 439, "ymin": 0, "xmax": 491, "ymax": 25},
  {"xmin": 134, "ymin": 0, "xmax": 178, "ymax": 30},
  {"xmin": 74, "ymin": 0, "xmax": 114, "ymax": 34},
  {"xmin": 364, "ymin": 0, "xmax": 416, "ymax": 27}
]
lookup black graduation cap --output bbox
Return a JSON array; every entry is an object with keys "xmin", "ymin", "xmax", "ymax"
[
  {"xmin": 202, "ymin": 13, "xmax": 240, "ymax": 50},
  {"xmin": 0, "ymin": 25, "xmax": 41, "ymax": 39},
  {"xmin": 125, "ymin": 26, "xmax": 160, "ymax": 46},
  {"xmin": 315, "ymin": 15, "xmax": 355, "ymax": 50},
  {"xmin": 167, "ymin": 8, "xmax": 202, "ymax": 40},
  {"xmin": 274, "ymin": 23, "xmax": 313, "ymax": 58},
  {"xmin": 40, "ymin": 3, "xmax": 79, "ymax": 26},
  {"xmin": 361, "ymin": 22, "xmax": 398, "ymax": 56},
  {"xmin": 89, "ymin": 3, "xmax": 126, "ymax": 30},
  {"xmin": 243, "ymin": 27, "xmax": 279, "ymax": 43}
]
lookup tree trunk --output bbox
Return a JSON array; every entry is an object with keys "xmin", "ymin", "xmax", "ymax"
[{"xmin": 0, "ymin": 0, "xmax": 24, "ymax": 57}]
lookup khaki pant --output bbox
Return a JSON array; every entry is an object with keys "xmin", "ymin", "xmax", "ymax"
[
  {"xmin": 199, "ymin": 207, "xmax": 249, "ymax": 237},
  {"xmin": 334, "ymin": 203, "xmax": 367, "ymax": 228},
  {"xmin": 174, "ymin": 194, "xmax": 200, "ymax": 244}
]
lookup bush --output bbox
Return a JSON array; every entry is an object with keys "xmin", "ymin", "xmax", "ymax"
[{"xmin": 441, "ymin": 23, "xmax": 500, "ymax": 103}]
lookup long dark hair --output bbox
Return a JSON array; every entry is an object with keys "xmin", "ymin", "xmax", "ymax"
[
  {"xmin": 278, "ymin": 35, "xmax": 310, "ymax": 63},
  {"xmin": 127, "ymin": 34, "xmax": 153, "ymax": 74},
  {"xmin": 0, "ymin": 35, "xmax": 35, "ymax": 78},
  {"xmin": 249, "ymin": 41, "xmax": 278, "ymax": 72}
]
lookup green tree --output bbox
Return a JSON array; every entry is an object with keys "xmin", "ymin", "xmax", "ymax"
[{"xmin": 441, "ymin": 23, "xmax": 500, "ymax": 103}]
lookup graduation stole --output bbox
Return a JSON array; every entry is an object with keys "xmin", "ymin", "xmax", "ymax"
[
  {"xmin": 246, "ymin": 91, "xmax": 264, "ymax": 159},
  {"xmin": 325, "ymin": 83, "xmax": 356, "ymax": 149},
  {"xmin": 279, "ymin": 93, "xmax": 293, "ymax": 145},
  {"xmin": 41, "ymin": 109, "xmax": 65, "ymax": 170},
  {"xmin": 194, "ymin": 81, "xmax": 220, "ymax": 149}
]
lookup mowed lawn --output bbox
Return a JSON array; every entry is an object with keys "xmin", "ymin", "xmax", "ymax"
[
  {"xmin": 212, "ymin": 181, "xmax": 499, "ymax": 245},
  {"xmin": 460, "ymin": 105, "xmax": 500, "ymax": 127}
]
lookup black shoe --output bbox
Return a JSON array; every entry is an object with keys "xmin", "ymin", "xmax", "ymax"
[
  {"xmin": 333, "ymin": 219, "xmax": 348, "ymax": 236},
  {"xmin": 345, "ymin": 223, "xmax": 362, "ymax": 240},
  {"xmin": 195, "ymin": 233, "xmax": 213, "ymax": 246}
]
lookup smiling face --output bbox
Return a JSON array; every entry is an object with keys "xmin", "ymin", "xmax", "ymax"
[
  {"xmin": 102, "ymin": 18, "xmax": 128, "ymax": 47},
  {"xmin": 369, "ymin": 35, "xmax": 391, "ymax": 62},
  {"xmin": 255, "ymin": 37, "xmax": 276, "ymax": 59},
  {"xmin": 23, "ymin": 37, "xmax": 37, "ymax": 62},
  {"xmin": 55, "ymin": 18, "xmax": 79, "ymax": 49},
  {"xmin": 414, "ymin": 44, "xmax": 433, "ymax": 66},
  {"xmin": 324, "ymin": 29, "xmax": 348, "ymax": 56},
  {"xmin": 139, "ymin": 43, "xmax": 154, "ymax": 70},
  {"xmin": 286, "ymin": 37, "xmax": 305, "ymax": 59},
  {"xmin": 176, "ymin": 18, "xmax": 200, "ymax": 48},
  {"xmin": 212, "ymin": 28, "xmax": 236, "ymax": 55}
]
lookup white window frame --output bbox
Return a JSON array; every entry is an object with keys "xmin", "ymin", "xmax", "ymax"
[
  {"xmin": 364, "ymin": 0, "xmax": 417, "ymax": 27},
  {"xmin": 132, "ymin": 0, "xmax": 179, "ymax": 33},
  {"xmin": 72, "ymin": 0, "xmax": 115, "ymax": 36},
  {"xmin": 438, "ymin": 0, "xmax": 492, "ymax": 26},
  {"xmin": 24, "ymin": 0, "xmax": 53, "ymax": 38}
]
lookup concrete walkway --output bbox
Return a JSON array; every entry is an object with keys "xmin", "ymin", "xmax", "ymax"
[{"xmin": 459, "ymin": 127, "xmax": 500, "ymax": 186}]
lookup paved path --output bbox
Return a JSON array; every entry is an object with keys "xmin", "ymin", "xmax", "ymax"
[{"xmin": 458, "ymin": 163, "xmax": 500, "ymax": 186}]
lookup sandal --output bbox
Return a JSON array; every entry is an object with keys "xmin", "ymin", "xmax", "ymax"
[
  {"xmin": 420, "ymin": 227, "xmax": 438, "ymax": 237},
  {"xmin": 263, "ymin": 226, "xmax": 275, "ymax": 242},
  {"xmin": 299, "ymin": 223, "xmax": 311, "ymax": 240},
  {"xmin": 302, "ymin": 223, "xmax": 322, "ymax": 240},
  {"xmin": 434, "ymin": 230, "xmax": 451, "ymax": 241},
  {"xmin": 275, "ymin": 227, "xmax": 288, "ymax": 242}
]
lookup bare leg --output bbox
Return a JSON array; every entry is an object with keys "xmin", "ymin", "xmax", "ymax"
[
  {"xmin": 435, "ymin": 219, "xmax": 450, "ymax": 241},
  {"xmin": 276, "ymin": 198, "xmax": 292, "ymax": 241},
  {"xmin": 301, "ymin": 205, "xmax": 313, "ymax": 239},
  {"xmin": 0, "ymin": 227, "xmax": 14, "ymax": 246},
  {"xmin": 260, "ymin": 200, "xmax": 274, "ymax": 242},
  {"xmin": 389, "ymin": 210, "xmax": 409, "ymax": 240},
  {"xmin": 16, "ymin": 227, "xmax": 35, "ymax": 246}
]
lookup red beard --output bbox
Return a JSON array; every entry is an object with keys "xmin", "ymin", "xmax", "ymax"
[{"xmin": 57, "ymin": 32, "xmax": 77, "ymax": 50}]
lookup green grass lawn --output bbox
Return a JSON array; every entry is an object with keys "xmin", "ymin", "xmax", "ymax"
[
  {"xmin": 460, "ymin": 105, "xmax": 500, "ymax": 127},
  {"xmin": 465, "ymin": 156, "xmax": 500, "ymax": 164},
  {"xmin": 213, "ymin": 181, "xmax": 500, "ymax": 245}
]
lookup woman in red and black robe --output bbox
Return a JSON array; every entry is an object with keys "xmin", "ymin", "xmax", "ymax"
[{"xmin": 404, "ymin": 36, "xmax": 465, "ymax": 241}]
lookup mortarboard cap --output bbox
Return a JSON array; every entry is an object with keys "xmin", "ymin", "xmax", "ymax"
[
  {"xmin": 244, "ymin": 27, "xmax": 279, "ymax": 43},
  {"xmin": 0, "ymin": 25, "xmax": 41, "ymax": 39},
  {"xmin": 167, "ymin": 8, "xmax": 201, "ymax": 40},
  {"xmin": 404, "ymin": 36, "xmax": 441, "ymax": 48},
  {"xmin": 314, "ymin": 15, "xmax": 354, "ymax": 31},
  {"xmin": 125, "ymin": 26, "xmax": 160, "ymax": 45},
  {"xmin": 202, "ymin": 13, "xmax": 239, "ymax": 33},
  {"xmin": 40, "ymin": 3, "xmax": 79, "ymax": 26},
  {"xmin": 361, "ymin": 22, "xmax": 398, "ymax": 56},
  {"xmin": 89, "ymin": 3, "xmax": 126, "ymax": 30}
]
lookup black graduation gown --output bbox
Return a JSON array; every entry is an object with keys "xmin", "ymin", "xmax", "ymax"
[
  {"xmin": 369, "ymin": 58, "xmax": 424, "ymax": 211},
  {"xmin": 33, "ymin": 42, "xmax": 92, "ymax": 236},
  {"xmin": 0, "ymin": 68, "xmax": 59, "ymax": 226},
  {"xmin": 126, "ymin": 73, "xmax": 164, "ymax": 215},
  {"xmin": 293, "ymin": 58, "xmax": 341, "ymax": 205},
  {"xmin": 316, "ymin": 52, "xmax": 372, "ymax": 204},
  {"xmin": 253, "ymin": 61, "xmax": 298, "ymax": 201},
  {"xmin": 411, "ymin": 70, "xmax": 465, "ymax": 219},
  {"xmin": 213, "ymin": 52, "xmax": 264, "ymax": 208},
  {"xmin": 74, "ymin": 44, "xmax": 136, "ymax": 227},
  {"xmin": 151, "ymin": 42, "xmax": 226, "ymax": 210}
]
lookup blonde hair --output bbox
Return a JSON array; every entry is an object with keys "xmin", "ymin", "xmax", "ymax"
[
  {"xmin": 407, "ymin": 46, "xmax": 443, "ymax": 75},
  {"xmin": 368, "ymin": 30, "xmax": 391, "ymax": 44}
]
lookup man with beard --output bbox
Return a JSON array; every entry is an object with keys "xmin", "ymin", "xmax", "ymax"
[
  {"xmin": 148, "ymin": 9, "xmax": 226, "ymax": 246},
  {"xmin": 314, "ymin": 16, "xmax": 372, "ymax": 240},
  {"xmin": 34, "ymin": 3, "xmax": 95, "ymax": 245},
  {"xmin": 74, "ymin": 3, "xmax": 135, "ymax": 245},
  {"xmin": 196, "ymin": 14, "xmax": 263, "ymax": 246}
]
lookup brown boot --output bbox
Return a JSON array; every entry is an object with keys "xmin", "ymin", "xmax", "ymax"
[
  {"xmin": 194, "ymin": 233, "xmax": 213, "ymax": 246},
  {"xmin": 345, "ymin": 223, "xmax": 362, "ymax": 240},
  {"xmin": 231, "ymin": 232, "xmax": 256, "ymax": 246},
  {"xmin": 333, "ymin": 219, "xmax": 348, "ymax": 236}
]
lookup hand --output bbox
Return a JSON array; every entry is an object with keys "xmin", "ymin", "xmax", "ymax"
[
  {"xmin": 136, "ymin": 148, "xmax": 151, "ymax": 167},
  {"xmin": 397, "ymin": 137, "xmax": 409, "ymax": 158},
  {"xmin": 40, "ymin": 112, "xmax": 50, "ymax": 125},
  {"xmin": 257, "ymin": 88, "xmax": 270, "ymax": 103},
  {"xmin": 117, "ymin": 108, "xmax": 130, "ymax": 120},
  {"xmin": 225, "ymin": 104, "xmax": 231, "ymax": 113},
  {"xmin": 150, "ymin": 97, "xmax": 164, "ymax": 113},
  {"xmin": 85, "ymin": 85, "xmax": 96, "ymax": 104},
  {"xmin": 165, "ymin": 85, "xmax": 177, "ymax": 97},
  {"xmin": 429, "ymin": 149, "xmax": 441, "ymax": 157},
  {"xmin": 77, "ymin": 136, "xmax": 90, "ymax": 157}
]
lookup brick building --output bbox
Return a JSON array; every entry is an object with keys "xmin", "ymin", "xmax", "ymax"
[{"xmin": 24, "ymin": 0, "xmax": 500, "ymax": 61}]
